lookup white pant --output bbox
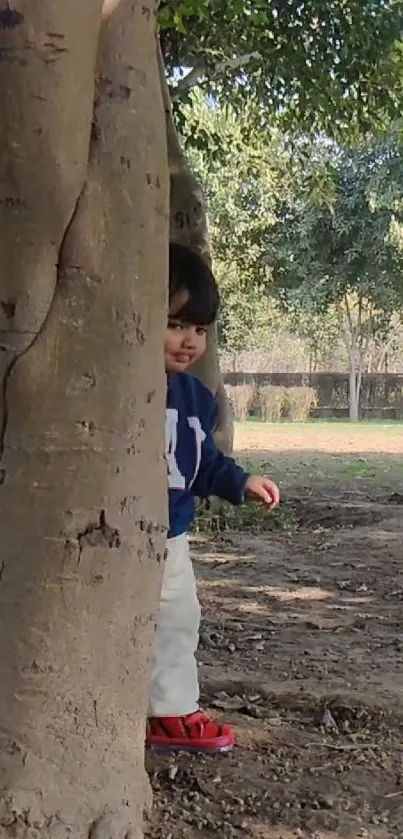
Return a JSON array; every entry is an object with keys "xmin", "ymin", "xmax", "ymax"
[{"xmin": 150, "ymin": 533, "xmax": 201, "ymax": 717}]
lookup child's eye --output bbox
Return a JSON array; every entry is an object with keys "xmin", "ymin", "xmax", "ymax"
[
  {"xmin": 168, "ymin": 320, "xmax": 184, "ymax": 331},
  {"xmin": 196, "ymin": 326, "xmax": 207, "ymax": 335}
]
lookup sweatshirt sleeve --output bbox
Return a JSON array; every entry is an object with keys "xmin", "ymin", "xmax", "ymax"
[{"xmin": 191, "ymin": 396, "xmax": 248, "ymax": 505}]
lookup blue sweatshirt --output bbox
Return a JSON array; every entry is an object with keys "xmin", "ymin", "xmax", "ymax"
[{"xmin": 166, "ymin": 372, "xmax": 248, "ymax": 539}]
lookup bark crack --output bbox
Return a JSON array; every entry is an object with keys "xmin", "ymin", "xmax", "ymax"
[
  {"xmin": 76, "ymin": 509, "xmax": 121, "ymax": 566},
  {"xmin": 0, "ymin": 181, "xmax": 87, "ymax": 467},
  {"xmin": 93, "ymin": 698, "xmax": 99, "ymax": 727}
]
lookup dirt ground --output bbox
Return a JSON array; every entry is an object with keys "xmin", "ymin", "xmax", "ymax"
[{"xmin": 145, "ymin": 422, "xmax": 403, "ymax": 839}]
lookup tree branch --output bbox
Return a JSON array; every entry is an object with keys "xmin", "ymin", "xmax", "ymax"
[
  {"xmin": 170, "ymin": 51, "xmax": 261, "ymax": 100},
  {"xmin": 343, "ymin": 292, "xmax": 354, "ymax": 337},
  {"xmin": 357, "ymin": 293, "xmax": 363, "ymax": 332}
]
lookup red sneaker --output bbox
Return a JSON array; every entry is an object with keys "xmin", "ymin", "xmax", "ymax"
[{"xmin": 146, "ymin": 710, "xmax": 235, "ymax": 753}]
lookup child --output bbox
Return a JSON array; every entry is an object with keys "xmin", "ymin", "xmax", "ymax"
[{"xmin": 146, "ymin": 243, "xmax": 280, "ymax": 753}]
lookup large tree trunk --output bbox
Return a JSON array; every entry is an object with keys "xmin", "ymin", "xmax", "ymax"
[
  {"xmin": 0, "ymin": 2, "xmax": 168, "ymax": 836},
  {"xmin": 157, "ymin": 45, "xmax": 233, "ymax": 454}
]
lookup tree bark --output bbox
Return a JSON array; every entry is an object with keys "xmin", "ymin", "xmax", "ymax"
[
  {"xmin": 0, "ymin": 2, "xmax": 168, "ymax": 836},
  {"xmin": 157, "ymin": 45, "xmax": 233, "ymax": 454}
]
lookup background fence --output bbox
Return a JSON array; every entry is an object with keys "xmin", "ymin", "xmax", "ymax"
[{"xmin": 223, "ymin": 372, "xmax": 403, "ymax": 420}]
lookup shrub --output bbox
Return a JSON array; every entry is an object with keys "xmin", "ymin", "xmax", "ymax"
[
  {"xmin": 258, "ymin": 385, "xmax": 285, "ymax": 422},
  {"xmin": 284, "ymin": 386, "xmax": 317, "ymax": 421},
  {"xmin": 225, "ymin": 383, "xmax": 255, "ymax": 422}
]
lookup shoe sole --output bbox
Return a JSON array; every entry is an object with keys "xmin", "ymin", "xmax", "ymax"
[{"xmin": 147, "ymin": 742, "xmax": 234, "ymax": 754}]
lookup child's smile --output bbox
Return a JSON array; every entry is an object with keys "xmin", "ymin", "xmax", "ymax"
[{"xmin": 165, "ymin": 320, "xmax": 207, "ymax": 372}]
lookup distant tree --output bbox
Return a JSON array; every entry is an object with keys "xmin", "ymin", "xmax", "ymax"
[
  {"xmin": 268, "ymin": 133, "xmax": 403, "ymax": 419},
  {"xmin": 160, "ymin": 0, "xmax": 403, "ymax": 442},
  {"xmin": 180, "ymin": 93, "xmax": 287, "ymax": 353}
]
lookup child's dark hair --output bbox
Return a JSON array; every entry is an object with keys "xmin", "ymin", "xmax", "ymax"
[{"xmin": 169, "ymin": 242, "xmax": 219, "ymax": 326}]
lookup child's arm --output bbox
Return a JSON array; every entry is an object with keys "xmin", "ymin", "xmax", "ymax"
[
  {"xmin": 191, "ymin": 430, "xmax": 248, "ymax": 505},
  {"xmin": 191, "ymin": 401, "xmax": 279, "ymax": 510}
]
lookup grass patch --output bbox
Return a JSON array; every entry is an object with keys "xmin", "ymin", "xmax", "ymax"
[
  {"xmin": 236, "ymin": 452, "xmax": 403, "ymax": 495},
  {"xmin": 240, "ymin": 419, "xmax": 403, "ymax": 431},
  {"xmin": 343, "ymin": 459, "xmax": 377, "ymax": 479},
  {"xmin": 193, "ymin": 499, "xmax": 298, "ymax": 535}
]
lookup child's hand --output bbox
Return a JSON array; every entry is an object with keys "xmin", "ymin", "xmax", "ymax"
[{"xmin": 244, "ymin": 475, "xmax": 280, "ymax": 510}]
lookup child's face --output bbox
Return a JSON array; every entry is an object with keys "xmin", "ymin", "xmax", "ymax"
[{"xmin": 165, "ymin": 317, "xmax": 207, "ymax": 373}]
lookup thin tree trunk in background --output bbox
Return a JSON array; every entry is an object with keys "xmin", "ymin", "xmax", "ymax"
[
  {"xmin": 349, "ymin": 371, "xmax": 359, "ymax": 420},
  {"xmin": 157, "ymin": 44, "xmax": 233, "ymax": 454},
  {"xmin": 356, "ymin": 360, "xmax": 363, "ymax": 418},
  {"xmin": 348, "ymin": 349, "xmax": 361, "ymax": 421},
  {"xmin": 337, "ymin": 300, "xmax": 362, "ymax": 423},
  {"xmin": 0, "ymin": 1, "xmax": 168, "ymax": 835}
]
